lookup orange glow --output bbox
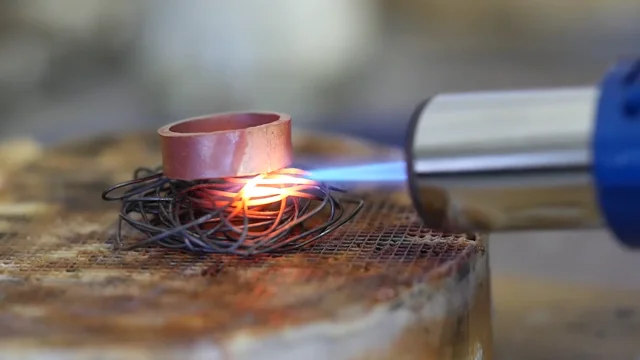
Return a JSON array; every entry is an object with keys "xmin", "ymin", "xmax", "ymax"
[{"xmin": 190, "ymin": 168, "xmax": 317, "ymax": 210}]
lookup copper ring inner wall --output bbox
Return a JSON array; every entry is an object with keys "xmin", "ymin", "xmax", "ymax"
[{"xmin": 158, "ymin": 112, "xmax": 293, "ymax": 180}]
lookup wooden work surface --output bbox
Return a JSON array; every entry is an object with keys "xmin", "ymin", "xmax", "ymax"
[
  {"xmin": 0, "ymin": 131, "xmax": 490, "ymax": 359},
  {"xmin": 0, "ymin": 132, "xmax": 638, "ymax": 359}
]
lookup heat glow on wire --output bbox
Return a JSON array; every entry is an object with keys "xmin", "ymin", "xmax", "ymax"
[
  {"xmin": 306, "ymin": 161, "xmax": 407, "ymax": 182},
  {"xmin": 101, "ymin": 167, "xmax": 363, "ymax": 255}
]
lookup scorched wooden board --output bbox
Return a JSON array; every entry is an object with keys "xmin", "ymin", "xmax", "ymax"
[{"xmin": 0, "ymin": 131, "xmax": 491, "ymax": 360}]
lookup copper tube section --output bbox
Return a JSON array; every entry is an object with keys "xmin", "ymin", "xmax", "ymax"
[{"xmin": 158, "ymin": 111, "xmax": 293, "ymax": 180}]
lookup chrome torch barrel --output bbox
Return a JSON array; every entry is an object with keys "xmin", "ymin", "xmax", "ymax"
[{"xmin": 406, "ymin": 86, "xmax": 603, "ymax": 234}]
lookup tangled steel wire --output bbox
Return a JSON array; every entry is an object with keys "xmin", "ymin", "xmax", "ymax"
[{"xmin": 101, "ymin": 167, "xmax": 363, "ymax": 256}]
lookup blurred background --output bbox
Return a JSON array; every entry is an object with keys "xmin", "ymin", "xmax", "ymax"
[
  {"xmin": 1, "ymin": 0, "xmax": 640, "ymax": 292},
  {"xmin": 1, "ymin": 0, "xmax": 640, "ymax": 145}
]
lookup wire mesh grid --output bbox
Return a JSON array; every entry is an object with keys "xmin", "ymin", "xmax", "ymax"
[{"xmin": 0, "ymin": 194, "xmax": 480, "ymax": 280}]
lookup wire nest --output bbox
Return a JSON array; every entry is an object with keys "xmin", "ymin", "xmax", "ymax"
[{"xmin": 101, "ymin": 167, "xmax": 363, "ymax": 256}]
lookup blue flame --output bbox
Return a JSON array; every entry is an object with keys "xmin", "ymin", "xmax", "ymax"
[{"xmin": 306, "ymin": 161, "xmax": 407, "ymax": 182}]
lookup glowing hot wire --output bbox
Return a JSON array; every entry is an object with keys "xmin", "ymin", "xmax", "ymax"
[
  {"xmin": 195, "ymin": 169, "xmax": 317, "ymax": 208},
  {"xmin": 102, "ymin": 167, "xmax": 363, "ymax": 255}
]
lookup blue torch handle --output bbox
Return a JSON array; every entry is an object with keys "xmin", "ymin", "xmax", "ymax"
[{"xmin": 593, "ymin": 57, "xmax": 640, "ymax": 247}]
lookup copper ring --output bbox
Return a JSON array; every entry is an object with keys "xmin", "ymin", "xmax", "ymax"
[{"xmin": 158, "ymin": 111, "xmax": 293, "ymax": 180}]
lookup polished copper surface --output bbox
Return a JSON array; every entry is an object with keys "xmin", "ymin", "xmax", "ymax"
[{"xmin": 158, "ymin": 111, "xmax": 293, "ymax": 180}]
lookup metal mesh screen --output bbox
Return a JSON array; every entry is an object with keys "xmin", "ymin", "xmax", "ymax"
[{"xmin": 0, "ymin": 197, "xmax": 478, "ymax": 276}]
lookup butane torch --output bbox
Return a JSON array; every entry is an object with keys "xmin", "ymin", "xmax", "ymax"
[{"xmin": 310, "ymin": 57, "xmax": 640, "ymax": 248}]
